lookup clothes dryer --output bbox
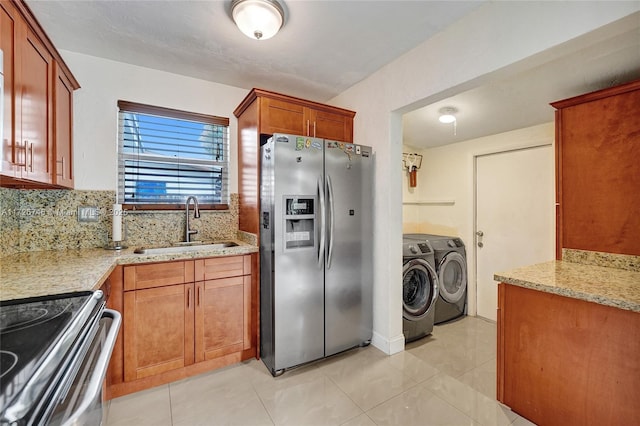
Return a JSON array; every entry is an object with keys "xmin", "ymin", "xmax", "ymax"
[
  {"xmin": 404, "ymin": 234, "xmax": 467, "ymax": 324},
  {"xmin": 402, "ymin": 236, "xmax": 439, "ymax": 342}
]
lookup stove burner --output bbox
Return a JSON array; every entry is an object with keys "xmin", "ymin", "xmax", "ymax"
[
  {"xmin": 0, "ymin": 351, "xmax": 18, "ymax": 379},
  {"xmin": 0, "ymin": 306, "xmax": 50, "ymax": 331}
]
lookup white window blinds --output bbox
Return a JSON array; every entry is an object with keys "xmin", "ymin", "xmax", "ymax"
[{"xmin": 117, "ymin": 101, "xmax": 229, "ymax": 208}]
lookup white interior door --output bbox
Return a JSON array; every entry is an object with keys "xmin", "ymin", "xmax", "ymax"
[{"xmin": 475, "ymin": 145, "xmax": 554, "ymax": 321}]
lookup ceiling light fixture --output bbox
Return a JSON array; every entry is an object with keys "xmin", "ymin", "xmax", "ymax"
[
  {"xmin": 438, "ymin": 107, "xmax": 458, "ymax": 124},
  {"xmin": 231, "ymin": 0, "xmax": 285, "ymax": 41}
]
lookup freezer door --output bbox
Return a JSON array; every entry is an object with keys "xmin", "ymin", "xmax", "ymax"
[
  {"xmin": 324, "ymin": 141, "xmax": 374, "ymax": 356},
  {"xmin": 260, "ymin": 139, "xmax": 276, "ymax": 372},
  {"xmin": 272, "ymin": 134, "xmax": 326, "ymax": 371}
]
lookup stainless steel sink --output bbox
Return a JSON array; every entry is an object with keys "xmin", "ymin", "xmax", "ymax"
[{"xmin": 133, "ymin": 241, "xmax": 239, "ymax": 254}]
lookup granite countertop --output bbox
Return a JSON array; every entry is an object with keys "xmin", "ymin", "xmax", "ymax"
[
  {"xmin": 0, "ymin": 241, "xmax": 259, "ymax": 302},
  {"xmin": 495, "ymin": 260, "xmax": 640, "ymax": 312}
]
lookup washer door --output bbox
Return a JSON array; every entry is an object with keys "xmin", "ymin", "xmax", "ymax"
[
  {"xmin": 437, "ymin": 251, "xmax": 467, "ymax": 303},
  {"xmin": 402, "ymin": 258, "xmax": 439, "ymax": 320}
]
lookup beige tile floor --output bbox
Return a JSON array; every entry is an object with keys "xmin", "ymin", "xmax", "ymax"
[{"xmin": 105, "ymin": 316, "xmax": 537, "ymax": 426}]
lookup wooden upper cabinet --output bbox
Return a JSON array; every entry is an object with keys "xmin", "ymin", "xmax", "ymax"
[
  {"xmin": 307, "ymin": 108, "xmax": 353, "ymax": 141},
  {"xmin": 0, "ymin": 0, "xmax": 79, "ymax": 188},
  {"xmin": 234, "ymin": 88, "xmax": 356, "ymax": 235},
  {"xmin": 259, "ymin": 95, "xmax": 354, "ymax": 141},
  {"xmin": 19, "ymin": 24, "xmax": 53, "ymax": 184},
  {"xmin": 53, "ymin": 61, "xmax": 73, "ymax": 187},
  {"xmin": 1, "ymin": 1, "xmax": 19, "ymax": 178},
  {"xmin": 234, "ymin": 88, "xmax": 356, "ymax": 142},
  {"xmin": 260, "ymin": 97, "xmax": 306, "ymax": 136},
  {"xmin": 551, "ymin": 79, "xmax": 640, "ymax": 257}
]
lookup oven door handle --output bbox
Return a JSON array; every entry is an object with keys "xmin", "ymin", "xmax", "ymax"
[{"xmin": 61, "ymin": 309, "xmax": 121, "ymax": 426}]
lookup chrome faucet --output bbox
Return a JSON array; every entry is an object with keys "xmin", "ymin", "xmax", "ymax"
[{"xmin": 184, "ymin": 196, "xmax": 201, "ymax": 242}]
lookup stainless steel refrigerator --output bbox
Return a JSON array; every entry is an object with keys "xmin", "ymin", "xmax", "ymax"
[{"xmin": 260, "ymin": 133, "xmax": 373, "ymax": 376}]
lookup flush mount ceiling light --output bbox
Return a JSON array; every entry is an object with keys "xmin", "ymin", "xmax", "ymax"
[
  {"xmin": 231, "ymin": 0, "xmax": 285, "ymax": 41},
  {"xmin": 438, "ymin": 107, "xmax": 458, "ymax": 124}
]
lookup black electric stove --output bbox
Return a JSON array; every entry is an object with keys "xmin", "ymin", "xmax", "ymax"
[{"xmin": 0, "ymin": 291, "xmax": 106, "ymax": 425}]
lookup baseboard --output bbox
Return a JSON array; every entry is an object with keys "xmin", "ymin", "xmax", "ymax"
[{"xmin": 371, "ymin": 331, "xmax": 405, "ymax": 355}]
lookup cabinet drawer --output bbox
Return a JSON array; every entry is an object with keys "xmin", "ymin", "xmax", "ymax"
[
  {"xmin": 124, "ymin": 261, "xmax": 195, "ymax": 291},
  {"xmin": 194, "ymin": 255, "xmax": 251, "ymax": 281}
]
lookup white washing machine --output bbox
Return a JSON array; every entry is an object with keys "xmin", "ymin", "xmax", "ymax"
[
  {"xmin": 402, "ymin": 236, "xmax": 439, "ymax": 342},
  {"xmin": 405, "ymin": 234, "xmax": 467, "ymax": 324}
]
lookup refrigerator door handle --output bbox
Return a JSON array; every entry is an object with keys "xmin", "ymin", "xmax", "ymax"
[
  {"xmin": 318, "ymin": 176, "xmax": 326, "ymax": 267},
  {"xmin": 326, "ymin": 174, "xmax": 335, "ymax": 269}
]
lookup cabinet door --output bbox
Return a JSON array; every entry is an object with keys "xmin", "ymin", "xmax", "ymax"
[
  {"xmin": 260, "ymin": 97, "xmax": 306, "ymax": 135},
  {"xmin": 53, "ymin": 61, "xmax": 73, "ymax": 188},
  {"xmin": 0, "ymin": 1, "xmax": 18, "ymax": 178},
  {"xmin": 19, "ymin": 25, "xmax": 52, "ymax": 183},
  {"xmin": 309, "ymin": 108, "xmax": 353, "ymax": 142},
  {"xmin": 195, "ymin": 276, "xmax": 251, "ymax": 362},
  {"xmin": 124, "ymin": 283, "xmax": 195, "ymax": 381}
]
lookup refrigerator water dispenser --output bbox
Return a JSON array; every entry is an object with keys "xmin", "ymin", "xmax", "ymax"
[{"xmin": 284, "ymin": 197, "xmax": 315, "ymax": 250}]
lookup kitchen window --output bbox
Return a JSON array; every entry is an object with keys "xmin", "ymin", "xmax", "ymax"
[{"xmin": 117, "ymin": 101, "xmax": 229, "ymax": 210}]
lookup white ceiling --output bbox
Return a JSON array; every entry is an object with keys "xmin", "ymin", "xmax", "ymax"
[
  {"xmin": 25, "ymin": 0, "xmax": 484, "ymax": 102},
  {"xmin": 25, "ymin": 1, "xmax": 640, "ymax": 150},
  {"xmin": 402, "ymin": 12, "xmax": 640, "ymax": 149}
]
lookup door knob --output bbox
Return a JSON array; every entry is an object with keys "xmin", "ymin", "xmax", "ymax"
[{"xmin": 476, "ymin": 230, "xmax": 484, "ymax": 237}]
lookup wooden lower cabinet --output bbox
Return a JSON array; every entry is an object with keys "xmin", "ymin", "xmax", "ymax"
[
  {"xmin": 108, "ymin": 254, "xmax": 258, "ymax": 398},
  {"xmin": 124, "ymin": 283, "xmax": 195, "ymax": 381},
  {"xmin": 497, "ymin": 283, "xmax": 640, "ymax": 425},
  {"xmin": 195, "ymin": 276, "xmax": 251, "ymax": 362}
]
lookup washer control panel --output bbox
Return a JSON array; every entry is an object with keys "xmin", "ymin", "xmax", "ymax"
[
  {"xmin": 417, "ymin": 243, "xmax": 432, "ymax": 254},
  {"xmin": 406, "ymin": 243, "xmax": 433, "ymax": 255}
]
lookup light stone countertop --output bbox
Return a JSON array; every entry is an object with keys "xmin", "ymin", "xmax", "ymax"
[
  {"xmin": 0, "ymin": 241, "xmax": 259, "ymax": 302},
  {"xmin": 495, "ymin": 260, "xmax": 640, "ymax": 312}
]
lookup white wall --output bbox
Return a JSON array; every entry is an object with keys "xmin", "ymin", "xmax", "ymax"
[
  {"xmin": 403, "ymin": 122, "xmax": 555, "ymax": 315},
  {"xmin": 61, "ymin": 50, "xmax": 248, "ymax": 192},
  {"xmin": 403, "ymin": 123, "xmax": 554, "ymax": 236},
  {"xmin": 330, "ymin": 2, "xmax": 640, "ymax": 355}
]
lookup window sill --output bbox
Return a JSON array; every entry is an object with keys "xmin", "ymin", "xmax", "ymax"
[{"xmin": 123, "ymin": 203, "xmax": 230, "ymax": 212}]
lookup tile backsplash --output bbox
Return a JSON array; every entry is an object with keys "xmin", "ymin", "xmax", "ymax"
[
  {"xmin": 1, "ymin": 188, "xmax": 21, "ymax": 255},
  {"xmin": 0, "ymin": 188, "xmax": 239, "ymax": 256}
]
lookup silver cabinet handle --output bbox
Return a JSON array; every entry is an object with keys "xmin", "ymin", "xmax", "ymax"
[
  {"xmin": 57, "ymin": 157, "xmax": 65, "ymax": 178},
  {"xmin": 28, "ymin": 142, "xmax": 33, "ymax": 172},
  {"xmin": 15, "ymin": 140, "xmax": 27, "ymax": 167}
]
